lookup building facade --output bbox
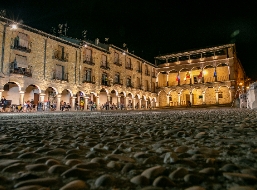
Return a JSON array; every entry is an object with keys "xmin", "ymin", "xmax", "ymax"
[
  {"xmin": 155, "ymin": 44, "xmax": 245, "ymax": 107},
  {"xmin": 0, "ymin": 17, "xmax": 157, "ymax": 111}
]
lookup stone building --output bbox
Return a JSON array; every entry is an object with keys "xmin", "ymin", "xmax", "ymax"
[
  {"xmin": 0, "ymin": 17, "xmax": 157, "ymax": 111},
  {"xmin": 155, "ymin": 44, "xmax": 245, "ymax": 107}
]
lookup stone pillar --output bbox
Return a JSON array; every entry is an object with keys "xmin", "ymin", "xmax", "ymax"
[
  {"xmin": 167, "ymin": 96, "xmax": 170, "ymax": 106},
  {"xmin": 145, "ymin": 101, "xmax": 148, "ymax": 109},
  {"xmin": 125, "ymin": 97, "xmax": 128, "ymax": 110},
  {"xmin": 0, "ymin": 90, "xmax": 3, "ymax": 99},
  {"xmin": 96, "ymin": 96, "xmax": 100, "ymax": 110},
  {"xmin": 84, "ymin": 97, "xmax": 88, "ymax": 111},
  {"xmin": 190, "ymin": 92, "xmax": 193, "ymax": 105},
  {"xmin": 19, "ymin": 91, "xmax": 24, "ymax": 105},
  {"xmin": 117, "ymin": 96, "xmax": 121, "ymax": 109},
  {"xmin": 178, "ymin": 93, "xmax": 181, "ymax": 106},
  {"xmin": 132, "ymin": 98, "xmax": 136, "ymax": 109},
  {"xmin": 107, "ymin": 95, "xmax": 111, "ymax": 110},
  {"xmin": 202, "ymin": 92, "xmax": 206, "ymax": 104},
  {"xmin": 39, "ymin": 93, "xmax": 45, "ymax": 103},
  {"xmin": 139, "ymin": 99, "xmax": 142, "ymax": 109},
  {"xmin": 151, "ymin": 100, "xmax": 154, "ymax": 108},
  {"xmin": 71, "ymin": 96, "xmax": 76, "ymax": 111},
  {"xmin": 229, "ymin": 90, "xmax": 232, "ymax": 103},
  {"xmin": 215, "ymin": 90, "xmax": 219, "ymax": 104},
  {"xmin": 56, "ymin": 95, "xmax": 61, "ymax": 111}
]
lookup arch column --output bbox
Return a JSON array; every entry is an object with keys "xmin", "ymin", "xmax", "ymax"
[
  {"xmin": 229, "ymin": 90, "xmax": 232, "ymax": 103},
  {"xmin": 39, "ymin": 93, "xmax": 45, "ymax": 103},
  {"xmin": 125, "ymin": 97, "xmax": 129, "ymax": 110},
  {"xmin": 56, "ymin": 95, "xmax": 61, "ymax": 111},
  {"xmin": 84, "ymin": 96, "xmax": 88, "ymax": 111},
  {"xmin": 167, "ymin": 95, "xmax": 170, "ymax": 107},
  {"xmin": 71, "ymin": 96, "xmax": 76, "ymax": 111},
  {"xmin": 132, "ymin": 98, "xmax": 136, "ymax": 109},
  {"xmin": 202, "ymin": 92, "xmax": 206, "ymax": 104},
  {"xmin": 19, "ymin": 91, "xmax": 24, "ymax": 105},
  {"xmin": 145, "ymin": 100, "xmax": 148, "ymax": 109},
  {"xmin": 190, "ymin": 92, "xmax": 193, "ymax": 105},
  {"xmin": 96, "ymin": 96, "xmax": 100, "ymax": 110},
  {"xmin": 117, "ymin": 96, "xmax": 121, "ymax": 109},
  {"xmin": 178, "ymin": 93, "xmax": 181, "ymax": 106},
  {"xmin": 139, "ymin": 99, "xmax": 142, "ymax": 109},
  {"xmin": 0, "ymin": 90, "xmax": 3, "ymax": 99},
  {"xmin": 215, "ymin": 90, "xmax": 219, "ymax": 104},
  {"xmin": 151, "ymin": 100, "xmax": 154, "ymax": 108}
]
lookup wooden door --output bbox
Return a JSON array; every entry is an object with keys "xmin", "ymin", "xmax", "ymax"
[{"xmin": 34, "ymin": 93, "xmax": 39, "ymax": 105}]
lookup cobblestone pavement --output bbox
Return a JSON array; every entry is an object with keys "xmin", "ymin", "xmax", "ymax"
[{"xmin": 0, "ymin": 108, "xmax": 257, "ymax": 190}]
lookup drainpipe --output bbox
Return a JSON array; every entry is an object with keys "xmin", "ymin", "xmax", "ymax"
[
  {"xmin": 43, "ymin": 38, "xmax": 47, "ymax": 79},
  {"xmin": 75, "ymin": 50, "xmax": 77, "ymax": 84},
  {"xmin": 1, "ymin": 24, "xmax": 7, "ymax": 73},
  {"xmin": 79, "ymin": 48, "xmax": 81, "ymax": 84}
]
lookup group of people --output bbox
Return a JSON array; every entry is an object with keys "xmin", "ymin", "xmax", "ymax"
[
  {"xmin": 0, "ymin": 96, "xmax": 37, "ymax": 112},
  {"xmin": 60, "ymin": 101, "xmax": 71, "ymax": 111},
  {"xmin": 0, "ymin": 96, "xmax": 7, "ymax": 112}
]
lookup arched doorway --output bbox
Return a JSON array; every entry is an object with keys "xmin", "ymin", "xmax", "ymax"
[
  {"xmin": 141, "ymin": 95, "xmax": 146, "ymax": 109},
  {"xmin": 192, "ymin": 88, "xmax": 203, "ymax": 105},
  {"xmin": 218, "ymin": 86, "xmax": 230, "ymax": 104},
  {"xmin": 24, "ymin": 85, "xmax": 40, "ymax": 106},
  {"xmin": 169, "ymin": 90, "xmax": 179, "ymax": 106},
  {"xmin": 217, "ymin": 63, "xmax": 229, "ymax": 81},
  {"xmin": 205, "ymin": 87, "xmax": 216, "ymax": 104},
  {"xmin": 99, "ymin": 88, "xmax": 108, "ymax": 109},
  {"xmin": 127, "ymin": 93, "xmax": 133, "ymax": 109},
  {"xmin": 45, "ymin": 87, "xmax": 57, "ymax": 110},
  {"xmin": 180, "ymin": 89, "xmax": 190, "ymax": 106},
  {"xmin": 76, "ymin": 91, "xmax": 85, "ymax": 110},
  {"xmin": 203, "ymin": 65, "xmax": 215, "ymax": 83},
  {"xmin": 2, "ymin": 82, "xmax": 20, "ymax": 106},
  {"xmin": 119, "ymin": 92, "xmax": 126, "ymax": 110},
  {"xmin": 159, "ymin": 91, "xmax": 167, "ymax": 107},
  {"xmin": 135, "ymin": 94, "xmax": 140, "ymax": 109},
  {"xmin": 110, "ymin": 90, "xmax": 118, "ymax": 109},
  {"xmin": 61, "ymin": 89, "xmax": 72, "ymax": 110}
]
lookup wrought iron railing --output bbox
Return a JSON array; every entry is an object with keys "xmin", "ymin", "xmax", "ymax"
[
  {"xmin": 53, "ymin": 50, "xmax": 69, "ymax": 62},
  {"xmin": 82, "ymin": 76, "xmax": 95, "ymax": 84},
  {"xmin": 53, "ymin": 72, "xmax": 68, "ymax": 82},
  {"xmin": 100, "ymin": 61, "xmax": 110, "ymax": 70},
  {"xmin": 83, "ymin": 56, "xmax": 95, "ymax": 65},
  {"xmin": 10, "ymin": 63, "xmax": 32, "ymax": 77}
]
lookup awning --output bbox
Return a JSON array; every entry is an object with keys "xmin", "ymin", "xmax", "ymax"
[
  {"xmin": 15, "ymin": 55, "xmax": 28, "ymax": 68},
  {"xmin": 18, "ymin": 33, "xmax": 28, "ymax": 48}
]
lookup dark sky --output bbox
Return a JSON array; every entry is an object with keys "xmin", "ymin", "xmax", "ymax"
[{"xmin": 2, "ymin": 0, "xmax": 257, "ymax": 80}]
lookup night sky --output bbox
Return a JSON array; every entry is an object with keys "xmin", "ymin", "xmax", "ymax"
[{"xmin": 1, "ymin": 0, "xmax": 257, "ymax": 80}]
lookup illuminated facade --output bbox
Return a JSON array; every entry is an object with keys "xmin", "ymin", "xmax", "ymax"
[
  {"xmin": 0, "ymin": 17, "xmax": 157, "ymax": 110},
  {"xmin": 155, "ymin": 44, "xmax": 245, "ymax": 107}
]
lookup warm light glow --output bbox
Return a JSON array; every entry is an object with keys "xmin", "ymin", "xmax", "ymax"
[
  {"xmin": 10, "ymin": 24, "xmax": 17, "ymax": 30},
  {"xmin": 239, "ymin": 83, "xmax": 243, "ymax": 85},
  {"xmin": 203, "ymin": 71, "xmax": 207, "ymax": 75},
  {"xmin": 247, "ymin": 86, "xmax": 249, "ymax": 89},
  {"xmin": 84, "ymin": 44, "xmax": 87, "ymax": 47},
  {"xmin": 122, "ymin": 52, "xmax": 126, "ymax": 55}
]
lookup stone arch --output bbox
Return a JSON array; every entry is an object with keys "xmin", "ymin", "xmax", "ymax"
[
  {"xmin": 180, "ymin": 89, "xmax": 190, "ymax": 106},
  {"xmin": 99, "ymin": 88, "xmax": 108, "ymax": 106},
  {"xmin": 179, "ymin": 68, "xmax": 190, "ymax": 85},
  {"xmin": 191, "ymin": 67, "xmax": 202, "ymax": 84},
  {"xmin": 218, "ymin": 86, "xmax": 230, "ymax": 104},
  {"xmin": 3, "ymin": 81, "xmax": 21, "ymax": 91},
  {"xmin": 204, "ymin": 87, "xmax": 216, "ymax": 105},
  {"xmin": 2, "ymin": 82, "xmax": 21, "ymax": 105},
  {"xmin": 45, "ymin": 87, "xmax": 58, "ymax": 106},
  {"xmin": 192, "ymin": 88, "xmax": 203, "ymax": 105},
  {"xmin": 159, "ymin": 91, "xmax": 167, "ymax": 107},
  {"xmin": 168, "ymin": 90, "xmax": 179, "ymax": 106},
  {"xmin": 24, "ymin": 84, "xmax": 41, "ymax": 105}
]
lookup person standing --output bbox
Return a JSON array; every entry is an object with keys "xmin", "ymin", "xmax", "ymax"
[
  {"xmin": 80, "ymin": 99, "xmax": 84, "ymax": 111},
  {"xmin": 1, "ymin": 96, "xmax": 7, "ymax": 112}
]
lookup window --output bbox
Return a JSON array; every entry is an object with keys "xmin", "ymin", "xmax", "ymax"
[
  {"xmin": 127, "ymin": 76, "xmax": 132, "ymax": 87},
  {"xmin": 58, "ymin": 45, "xmax": 65, "ymax": 60},
  {"xmin": 127, "ymin": 58, "xmax": 131, "ymax": 68},
  {"xmin": 114, "ymin": 52, "xmax": 119, "ymax": 63},
  {"xmin": 14, "ymin": 32, "xmax": 29, "ymax": 49},
  {"xmin": 137, "ymin": 61, "xmax": 140, "ymax": 71},
  {"xmin": 56, "ymin": 65, "xmax": 64, "ymax": 80},
  {"xmin": 84, "ymin": 49, "xmax": 92, "ymax": 62},
  {"xmin": 145, "ymin": 80, "xmax": 148, "ymax": 89},
  {"xmin": 218, "ymin": 93, "xmax": 223, "ymax": 98},
  {"xmin": 102, "ymin": 55, "xmax": 107, "ymax": 67},
  {"xmin": 145, "ymin": 65, "xmax": 148, "ymax": 75},
  {"xmin": 11, "ymin": 54, "xmax": 31, "ymax": 77},
  {"xmin": 85, "ymin": 68, "xmax": 92, "ymax": 82},
  {"xmin": 115, "ymin": 73, "xmax": 120, "ymax": 84},
  {"xmin": 102, "ymin": 73, "xmax": 108, "ymax": 85}
]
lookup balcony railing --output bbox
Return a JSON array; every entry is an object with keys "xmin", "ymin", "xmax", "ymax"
[
  {"xmin": 10, "ymin": 63, "xmax": 32, "ymax": 77},
  {"xmin": 11, "ymin": 44, "xmax": 31, "ymax": 53},
  {"xmin": 217, "ymin": 75, "xmax": 229, "ymax": 81},
  {"xmin": 145, "ymin": 71, "xmax": 150, "ymax": 76},
  {"xmin": 113, "ymin": 81, "xmax": 123, "ymax": 85},
  {"xmin": 100, "ymin": 61, "xmax": 110, "ymax": 70},
  {"xmin": 136, "ymin": 69, "xmax": 142, "ymax": 73},
  {"xmin": 114, "ymin": 60, "xmax": 122, "ymax": 66},
  {"xmin": 152, "ymin": 73, "xmax": 157, "ymax": 78},
  {"xmin": 101, "ymin": 80, "xmax": 111, "ymax": 87},
  {"xmin": 53, "ymin": 72, "xmax": 68, "ymax": 82},
  {"xmin": 127, "ymin": 83, "xmax": 134, "ymax": 88},
  {"xmin": 126, "ymin": 66, "xmax": 133, "ymax": 70},
  {"xmin": 83, "ymin": 56, "xmax": 95, "ymax": 65},
  {"xmin": 53, "ymin": 50, "xmax": 69, "ymax": 62},
  {"xmin": 82, "ymin": 76, "xmax": 95, "ymax": 84}
]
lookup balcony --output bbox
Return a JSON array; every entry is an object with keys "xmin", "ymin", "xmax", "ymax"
[
  {"xmin": 82, "ymin": 76, "xmax": 95, "ymax": 84},
  {"xmin": 10, "ymin": 63, "xmax": 32, "ymax": 77},
  {"xmin": 114, "ymin": 60, "xmax": 122, "ymax": 67},
  {"xmin": 53, "ymin": 50, "xmax": 69, "ymax": 62},
  {"xmin": 11, "ymin": 44, "xmax": 31, "ymax": 53},
  {"xmin": 152, "ymin": 73, "xmax": 157, "ymax": 78},
  {"xmin": 83, "ymin": 56, "xmax": 95, "ymax": 66},
  {"xmin": 100, "ymin": 62, "xmax": 110, "ymax": 70},
  {"xmin": 126, "ymin": 66, "xmax": 133, "ymax": 71},
  {"xmin": 136, "ymin": 69, "xmax": 142, "ymax": 73},
  {"xmin": 101, "ymin": 80, "xmax": 111, "ymax": 87},
  {"xmin": 127, "ymin": 83, "xmax": 134, "ymax": 88},
  {"xmin": 145, "ymin": 71, "xmax": 150, "ymax": 76},
  {"xmin": 53, "ymin": 72, "xmax": 68, "ymax": 82}
]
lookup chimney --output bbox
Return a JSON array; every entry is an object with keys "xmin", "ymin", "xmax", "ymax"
[{"xmin": 95, "ymin": 38, "xmax": 99, "ymax": 46}]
